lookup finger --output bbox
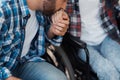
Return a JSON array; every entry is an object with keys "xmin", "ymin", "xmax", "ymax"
[
  {"xmin": 54, "ymin": 22, "xmax": 66, "ymax": 28},
  {"xmin": 54, "ymin": 28, "xmax": 66, "ymax": 36},
  {"xmin": 54, "ymin": 22, "xmax": 69, "ymax": 30},
  {"xmin": 55, "ymin": 11, "xmax": 63, "ymax": 23},
  {"xmin": 54, "ymin": 25, "xmax": 68, "ymax": 33},
  {"xmin": 61, "ymin": 11, "xmax": 69, "ymax": 20},
  {"xmin": 52, "ymin": 10, "xmax": 69, "ymax": 24},
  {"xmin": 51, "ymin": 13, "xmax": 57, "ymax": 24},
  {"xmin": 62, "ymin": 12, "xmax": 69, "ymax": 19},
  {"xmin": 51, "ymin": 11, "xmax": 61, "ymax": 24},
  {"xmin": 54, "ymin": 11, "xmax": 58, "ymax": 24},
  {"xmin": 55, "ymin": 26, "xmax": 64, "ymax": 32},
  {"xmin": 53, "ymin": 10, "xmax": 66, "ymax": 23},
  {"xmin": 57, "ymin": 20, "xmax": 69, "ymax": 26},
  {"xmin": 51, "ymin": 24, "xmax": 68, "ymax": 36}
]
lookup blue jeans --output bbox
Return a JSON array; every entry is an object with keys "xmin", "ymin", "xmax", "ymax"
[
  {"xmin": 12, "ymin": 62, "xmax": 67, "ymax": 80},
  {"xmin": 79, "ymin": 36, "xmax": 120, "ymax": 80}
]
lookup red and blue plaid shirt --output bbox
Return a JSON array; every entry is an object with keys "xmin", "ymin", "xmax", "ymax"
[{"xmin": 67, "ymin": 0, "xmax": 120, "ymax": 42}]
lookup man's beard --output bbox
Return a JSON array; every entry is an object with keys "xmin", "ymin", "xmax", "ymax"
[
  {"xmin": 42, "ymin": 0, "xmax": 56, "ymax": 16},
  {"xmin": 42, "ymin": 8, "xmax": 55, "ymax": 16}
]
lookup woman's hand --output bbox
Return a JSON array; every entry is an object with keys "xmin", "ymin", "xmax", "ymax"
[{"xmin": 47, "ymin": 9, "xmax": 69, "ymax": 39}]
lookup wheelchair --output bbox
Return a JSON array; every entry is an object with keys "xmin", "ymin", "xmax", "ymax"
[
  {"xmin": 61, "ymin": 33, "xmax": 98, "ymax": 80},
  {"xmin": 44, "ymin": 33, "xmax": 98, "ymax": 80},
  {"xmin": 44, "ymin": 43, "xmax": 76, "ymax": 80}
]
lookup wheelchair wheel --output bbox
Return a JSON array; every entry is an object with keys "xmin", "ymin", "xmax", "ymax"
[{"xmin": 46, "ymin": 45, "xmax": 76, "ymax": 80}]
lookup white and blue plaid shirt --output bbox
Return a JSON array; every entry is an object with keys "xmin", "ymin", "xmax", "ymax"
[{"xmin": 0, "ymin": 0, "xmax": 62, "ymax": 79}]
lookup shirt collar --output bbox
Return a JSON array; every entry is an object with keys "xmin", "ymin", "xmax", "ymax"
[{"xmin": 18, "ymin": 0, "xmax": 30, "ymax": 18}]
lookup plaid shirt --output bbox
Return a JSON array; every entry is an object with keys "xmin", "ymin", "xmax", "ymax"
[
  {"xmin": 0, "ymin": 0, "xmax": 62, "ymax": 79},
  {"xmin": 67, "ymin": 0, "xmax": 120, "ymax": 42}
]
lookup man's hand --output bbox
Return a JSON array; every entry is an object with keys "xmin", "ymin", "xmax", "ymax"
[
  {"xmin": 47, "ymin": 9, "xmax": 69, "ymax": 39},
  {"xmin": 6, "ymin": 76, "xmax": 21, "ymax": 80}
]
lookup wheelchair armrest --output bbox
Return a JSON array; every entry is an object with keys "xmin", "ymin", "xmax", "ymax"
[
  {"xmin": 63, "ymin": 33, "xmax": 89, "ymax": 65},
  {"xmin": 64, "ymin": 33, "xmax": 87, "ymax": 49}
]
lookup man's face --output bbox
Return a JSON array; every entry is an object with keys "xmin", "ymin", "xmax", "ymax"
[{"xmin": 42, "ymin": 0, "xmax": 67, "ymax": 16}]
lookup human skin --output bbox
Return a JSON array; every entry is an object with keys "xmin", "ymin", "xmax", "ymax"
[{"xmin": 6, "ymin": 0, "xmax": 69, "ymax": 80}]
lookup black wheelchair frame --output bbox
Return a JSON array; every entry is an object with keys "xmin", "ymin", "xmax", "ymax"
[
  {"xmin": 44, "ymin": 33, "xmax": 98, "ymax": 80},
  {"xmin": 43, "ymin": 2, "xmax": 119, "ymax": 79},
  {"xmin": 61, "ymin": 33, "xmax": 98, "ymax": 80},
  {"xmin": 44, "ymin": 44, "xmax": 75, "ymax": 80}
]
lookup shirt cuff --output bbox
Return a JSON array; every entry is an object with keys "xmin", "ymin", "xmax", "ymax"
[
  {"xmin": 0, "ymin": 67, "xmax": 12, "ymax": 79},
  {"xmin": 45, "ymin": 34, "xmax": 63, "ymax": 46}
]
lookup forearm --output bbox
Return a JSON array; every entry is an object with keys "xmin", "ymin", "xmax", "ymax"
[{"xmin": 47, "ymin": 26, "xmax": 55, "ymax": 39}]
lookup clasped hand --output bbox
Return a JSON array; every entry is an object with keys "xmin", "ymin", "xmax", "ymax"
[{"xmin": 49, "ymin": 9, "xmax": 69, "ymax": 37}]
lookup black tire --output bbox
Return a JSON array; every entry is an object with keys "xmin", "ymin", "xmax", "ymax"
[{"xmin": 46, "ymin": 45, "xmax": 76, "ymax": 80}]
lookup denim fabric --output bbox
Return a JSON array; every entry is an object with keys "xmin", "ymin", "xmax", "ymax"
[
  {"xmin": 12, "ymin": 62, "xmax": 67, "ymax": 80},
  {"xmin": 0, "ymin": 0, "xmax": 63, "ymax": 79},
  {"xmin": 78, "ymin": 36, "xmax": 120, "ymax": 80}
]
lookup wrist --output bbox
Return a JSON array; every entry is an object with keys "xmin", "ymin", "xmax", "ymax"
[{"xmin": 47, "ymin": 26, "xmax": 56, "ymax": 39}]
